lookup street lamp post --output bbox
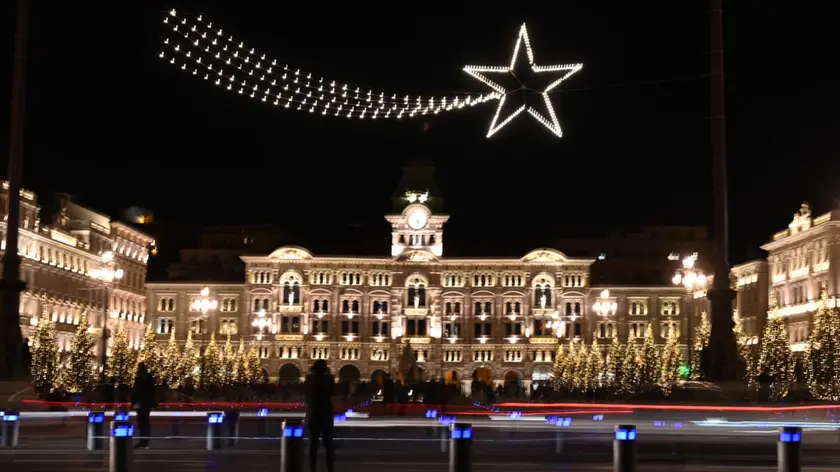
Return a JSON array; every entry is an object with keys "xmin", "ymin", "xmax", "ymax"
[
  {"xmin": 90, "ymin": 251, "xmax": 124, "ymax": 375},
  {"xmin": 191, "ymin": 287, "xmax": 218, "ymax": 373},
  {"xmin": 672, "ymin": 254, "xmax": 707, "ymax": 374}
]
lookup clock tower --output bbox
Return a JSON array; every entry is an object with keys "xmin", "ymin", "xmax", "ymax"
[{"xmin": 387, "ymin": 137, "xmax": 448, "ymax": 257}]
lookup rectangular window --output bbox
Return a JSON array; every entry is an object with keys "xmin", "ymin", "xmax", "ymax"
[{"xmin": 157, "ymin": 317, "xmax": 174, "ymax": 334}]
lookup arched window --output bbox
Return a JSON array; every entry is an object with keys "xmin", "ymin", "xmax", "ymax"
[
  {"xmin": 474, "ymin": 302, "xmax": 482, "ymax": 315},
  {"xmin": 445, "ymin": 302, "xmax": 452, "ymax": 314},
  {"xmin": 454, "ymin": 302, "xmax": 460, "ymax": 313},
  {"xmin": 484, "ymin": 301, "xmax": 492, "ymax": 314},
  {"xmin": 407, "ymin": 286, "xmax": 416, "ymax": 303},
  {"xmin": 253, "ymin": 299, "xmax": 260, "ymax": 311},
  {"xmin": 292, "ymin": 282, "xmax": 300, "ymax": 303},
  {"xmin": 505, "ymin": 302, "xmax": 513, "ymax": 314},
  {"xmin": 399, "ymin": 234, "xmax": 406, "ymax": 244},
  {"xmin": 418, "ymin": 285, "xmax": 426, "ymax": 307},
  {"xmin": 429, "ymin": 234, "xmax": 436, "ymax": 245},
  {"xmin": 373, "ymin": 301, "xmax": 381, "ymax": 313},
  {"xmin": 574, "ymin": 302, "xmax": 581, "ymax": 315},
  {"xmin": 514, "ymin": 302, "xmax": 521, "ymax": 314},
  {"xmin": 342, "ymin": 300, "xmax": 350, "ymax": 313},
  {"xmin": 322, "ymin": 300, "xmax": 329, "ymax": 312},
  {"xmin": 313, "ymin": 300, "xmax": 320, "ymax": 312},
  {"xmin": 381, "ymin": 301, "xmax": 388, "ymax": 313},
  {"xmin": 283, "ymin": 282, "xmax": 292, "ymax": 302},
  {"xmin": 565, "ymin": 302, "xmax": 572, "ymax": 315},
  {"xmin": 351, "ymin": 300, "xmax": 360, "ymax": 313}
]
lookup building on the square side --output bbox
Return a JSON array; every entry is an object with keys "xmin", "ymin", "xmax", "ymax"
[
  {"xmin": 147, "ymin": 161, "xmax": 747, "ymax": 393},
  {"xmin": 1, "ymin": 183, "xmax": 155, "ymax": 369},
  {"xmin": 761, "ymin": 202, "xmax": 840, "ymax": 353}
]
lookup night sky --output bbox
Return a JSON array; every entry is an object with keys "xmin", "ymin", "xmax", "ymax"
[{"xmin": 1, "ymin": 1, "xmax": 839, "ymax": 269}]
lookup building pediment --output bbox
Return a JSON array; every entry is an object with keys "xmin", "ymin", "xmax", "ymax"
[
  {"xmin": 397, "ymin": 250, "xmax": 438, "ymax": 262},
  {"xmin": 522, "ymin": 248, "xmax": 568, "ymax": 263},
  {"xmin": 268, "ymin": 246, "xmax": 313, "ymax": 260}
]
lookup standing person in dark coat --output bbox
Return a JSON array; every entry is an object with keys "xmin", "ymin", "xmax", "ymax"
[
  {"xmin": 305, "ymin": 359, "xmax": 336, "ymax": 472},
  {"xmin": 131, "ymin": 362, "xmax": 156, "ymax": 448}
]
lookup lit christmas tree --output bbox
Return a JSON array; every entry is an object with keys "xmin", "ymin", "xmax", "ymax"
[
  {"xmin": 573, "ymin": 342, "xmax": 590, "ymax": 391},
  {"xmin": 222, "ymin": 334, "xmax": 235, "ymax": 385},
  {"xmin": 733, "ymin": 308, "xmax": 755, "ymax": 381},
  {"xmin": 559, "ymin": 341, "xmax": 579, "ymax": 390},
  {"xmin": 806, "ymin": 285, "xmax": 840, "ymax": 400},
  {"xmin": 551, "ymin": 344, "xmax": 567, "ymax": 389},
  {"xmin": 691, "ymin": 311, "xmax": 711, "ymax": 380},
  {"xmin": 62, "ymin": 315, "xmax": 96, "ymax": 393},
  {"xmin": 234, "ymin": 338, "xmax": 249, "ymax": 385},
  {"xmin": 637, "ymin": 324, "xmax": 660, "ymax": 390},
  {"xmin": 161, "ymin": 330, "xmax": 182, "ymax": 387},
  {"xmin": 202, "ymin": 332, "xmax": 224, "ymax": 387},
  {"xmin": 583, "ymin": 336, "xmax": 604, "ymax": 390},
  {"xmin": 107, "ymin": 323, "xmax": 136, "ymax": 385},
  {"xmin": 757, "ymin": 294, "xmax": 794, "ymax": 401},
  {"xmin": 606, "ymin": 336, "xmax": 624, "ymax": 391},
  {"xmin": 622, "ymin": 338, "xmax": 640, "ymax": 395},
  {"xmin": 137, "ymin": 324, "xmax": 162, "ymax": 382},
  {"xmin": 31, "ymin": 317, "xmax": 60, "ymax": 394},
  {"xmin": 178, "ymin": 331, "xmax": 199, "ymax": 386},
  {"xmin": 246, "ymin": 344, "xmax": 264, "ymax": 384},
  {"xmin": 659, "ymin": 328, "xmax": 683, "ymax": 395}
]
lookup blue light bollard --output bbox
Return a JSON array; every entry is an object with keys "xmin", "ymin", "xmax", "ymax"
[
  {"xmin": 613, "ymin": 424, "xmax": 637, "ymax": 472},
  {"xmin": 281, "ymin": 420, "xmax": 304, "ymax": 472},
  {"xmin": 778, "ymin": 426, "xmax": 802, "ymax": 472},
  {"xmin": 225, "ymin": 410, "xmax": 240, "ymax": 447},
  {"xmin": 257, "ymin": 408, "xmax": 269, "ymax": 437},
  {"xmin": 110, "ymin": 421, "xmax": 134, "ymax": 472},
  {"xmin": 1, "ymin": 411, "xmax": 20, "ymax": 448},
  {"xmin": 114, "ymin": 411, "xmax": 131, "ymax": 422},
  {"xmin": 550, "ymin": 417, "xmax": 571, "ymax": 453},
  {"xmin": 449, "ymin": 423, "xmax": 472, "ymax": 472},
  {"xmin": 206, "ymin": 412, "xmax": 224, "ymax": 451},
  {"xmin": 87, "ymin": 412, "xmax": 106, "ymax": 450}
]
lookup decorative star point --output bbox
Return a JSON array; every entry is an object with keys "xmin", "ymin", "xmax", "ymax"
[{"xmin": 463, "ymin": 23, "xmax": 582, "ymax": 138}]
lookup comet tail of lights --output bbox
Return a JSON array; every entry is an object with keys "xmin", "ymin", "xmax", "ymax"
[{"xmin": 160, "ymin": 10, "xmax": 496, "ymax": 121}]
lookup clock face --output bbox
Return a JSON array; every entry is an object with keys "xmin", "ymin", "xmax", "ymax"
[{"xmin": 408, "ymin": 210, "xmax": 428, "ymax": 230}]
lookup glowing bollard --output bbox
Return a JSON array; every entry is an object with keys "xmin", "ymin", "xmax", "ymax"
[
  {"xmin": 613, "ymin": 424, "xmax": 637, "ymax": 472},
  {"xmin": 114, "ymin": 411, "xmax": 131, "ymax": 422},
  {"xmin": 206, "ymin": 412, "xmax": 225, "ymax": 451},
  {"xmin": 109, "ymin": 422, "xmax": 134, "ymax": 472},
  {"xmin": 449, "ymin": 423, "xmax": 472, "ymax": 472},
  {"xmin": 256, "ymin": 408, "xmax": 269, "ymax": 437},
  {"xmin": 225, "ymin": 410, "xmax": 240, "ymax": 447},
  {"xmin": 0, "ymin": 411, "xmax": 20, "ymax": 447},
  {"xmin": 281, "ymin": 420, "xmax": 304, "ymax": 472},
  {"xmin": 87, "ymin": 412, "xmax": 106, "ymax": 450},
  {"xmin": 549, "ymin": 416, "xmax": 571, "ymax": 453},
  {"xmin": 778, "ymin": 426, "xmax": 802, "ymax": 472},
  {"xmin": 439, "ymin": 415, "xmax": 456, "ymax": 453}
]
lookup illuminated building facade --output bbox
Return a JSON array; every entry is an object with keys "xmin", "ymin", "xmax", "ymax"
[{"xmin": 1, "ymin": 183, "xmax": 155, "ymax": 367}]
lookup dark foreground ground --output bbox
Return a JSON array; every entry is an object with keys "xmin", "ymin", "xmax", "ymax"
[{"xmin": 3, "ymin": 414, "xmax": 840, "ymax": 472}]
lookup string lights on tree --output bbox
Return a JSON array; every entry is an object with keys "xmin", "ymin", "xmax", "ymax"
[
  {"xmin": 138, "ymin": 324, "xmax": 162, "ymax": 382},
  {"xmin": 160, "ymin": 10, "xmax": 581, "ymax": 138},
  {"xmin": 62, "ymin": 315, "xmax": 96, "ymax": 394},
  {"xmin": 757, "ymin": 293, "xmax": 794, "ymax": 401},
  {"xmin": 31, "ymin": 317, "xmax": 59, "ymax": 394},
  {"xmin": 107, "ymin": 323, "xmax": 136, "ymax": 386},
  {"xmin": 806, "ymin": 285, "xmax": 840, "ymax": 400}
]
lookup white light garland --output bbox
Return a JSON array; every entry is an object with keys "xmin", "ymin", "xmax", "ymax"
[
  {"xmin": 463, "ymin": 23, "xmax": 582, "ymax": 138},
  {"xmin": 160, "ymin": 10, "xmax": 581, "ymax": 137},
  {"xmin": 161, "ymin": 11, "xmax": 496, "ymax": 119}
]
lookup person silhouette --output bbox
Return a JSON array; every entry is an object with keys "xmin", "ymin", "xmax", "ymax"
[
  {"xmin": 131, "ymin": 362, "xmax": 156, "ymax": 448},
  {"xmin": 305, "ymin": 359, "xmax": 336, "ymax": 472}
]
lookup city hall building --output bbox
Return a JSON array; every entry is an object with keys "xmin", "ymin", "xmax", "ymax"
[{"xmin": 146, "ymin": 160, "xmax": 762, "ymax": 393}]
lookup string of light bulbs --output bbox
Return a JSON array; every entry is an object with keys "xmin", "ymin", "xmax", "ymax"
[
  {"xmin": 171, "ymin": 12, "xmax": 486, "ymax": 109},
  {"xmin": 162, "ymin": 10, "xmax": 495, "ymax": 118},
  {"xmin": 160, "ymin": 9, "xmax": 583, "ymax": 137}
]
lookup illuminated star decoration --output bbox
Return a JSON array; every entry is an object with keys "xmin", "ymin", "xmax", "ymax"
[{"xmin": 463, "ymin": 24, "xmax": 582, "ymax": 138}]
